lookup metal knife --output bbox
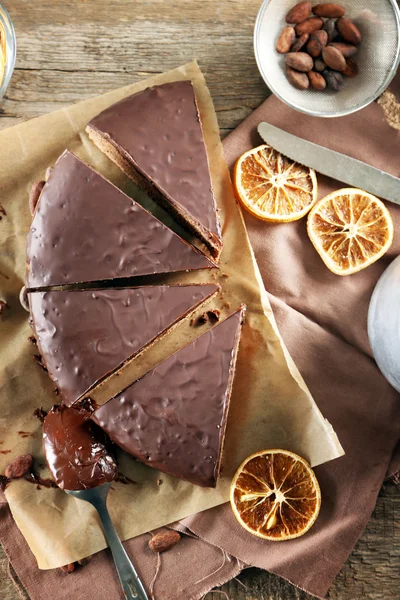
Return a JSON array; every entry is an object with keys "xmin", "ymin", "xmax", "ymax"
[{"xmin": 258, "ymin": 122, "xmax": 400, "ymax": 206}]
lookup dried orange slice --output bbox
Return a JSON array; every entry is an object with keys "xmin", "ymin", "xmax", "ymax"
[
  {"xmin": 230, "ymin": 449, "xmax": 321, "ymax": 541},
  {"xmin": 233, "ymin": 145, "xmax": 317, "ymax": 222},
  {"xmin": 307, "ymin": 188, "xmax": 394, "ymax": 276}
]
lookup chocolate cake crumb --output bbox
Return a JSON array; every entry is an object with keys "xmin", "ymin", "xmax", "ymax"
[
  {"xmin": 28, "ymin": 335, "xmax": 37, "ymax": 345},
  {"xmin": 18, "ymin": 431, "xmax": 33, "ymax": 438},
  {"xmin": 157, "ymin": 478, "xmax": 163, "ymax": 486},
  {"xmin": 221, "ymin": 273, "xmax": 229, "ymax": 278},
  {"xmin": 0, "ymin": 300, "xmax": 9, "ymax": 319},
  {"xmin": 207, "ymin": 309, "xmax": 221, "ymax": 324},
  {"xmin": 33, "ymin": 407, "xmax": 48, "ymax": 423},
  {"xmin": 190, "ymin": 313, "xmax": 209, "ymax": 327},
  {"xmin": 115, "ymin": 473, "xmax": 137, "ymax": 485},
  {"xmin": 74, "ymin": 397, "xmax": 98, "ymax": 413},
  {"xmin": 33, "ymin": 354, "xmax": 47, "ymax": 372},
  {"xmin": 23, "ymin": 468, "xmax": 58, "ymax": 490}
]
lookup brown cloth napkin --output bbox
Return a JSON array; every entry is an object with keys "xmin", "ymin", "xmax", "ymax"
[
  {"xmin": 180, "ymin": 79, "xmax": 400, "ymax": 598},
  {"xmin": 1, "ymin": 83, "xmax": 400, "ymax": 600}
]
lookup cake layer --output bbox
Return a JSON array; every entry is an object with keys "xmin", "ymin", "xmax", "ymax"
[
  {"xmin": 29, "ymin": 284, "xmax": 219, "ymax": 406},
  {"xmin": 26, "ymin": 151, "xmax": 213, "ymax": 290},
  {"xmin": 86, "ymin": 81, "xmax": 223, "ymax": 259},
  {"xmin": 94, "ymin": 305, "xmax": 246, "ymax": 488}
]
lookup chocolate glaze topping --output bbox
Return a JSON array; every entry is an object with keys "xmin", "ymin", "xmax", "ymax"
[
  {"xmin": 94, "ymin": 306, "xmax": 245, "ymax": 488},
  {"xmin": 88, "ymin": 81, "xmax": 222, "ymax": 241},
  {"xmin": 43, "ymin": 405, "xmax": 117, "ymax": 491},
  {"xmin": 26, "ymin": 151, "xmax": 213, "ymax": 290},
  {"xmin": 28, "ymin": 284, "xmax": 219, "ymax": 406}
]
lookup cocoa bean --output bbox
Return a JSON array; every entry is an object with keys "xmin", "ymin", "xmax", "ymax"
[
  {"xmin": 291, "ymin": 33, "xmax": 309, "ymax": 52},
  {"xmin": 337, "ymin": 17, "xmax": 362, "ymax": 44},
  {"xmin": 285, "ymin": 52, "xmax": 314, "ymax": 72},
  {"xmin": 312, "ymin": 30, "xmax": 328, "ymax": 46},
  {"xmin": 329, "ymin": 42, "xmax": 358, "ymax": 57},
  {"xmin": 148, "ymin": 531, "xmax": 181, "ymax": 553},
  {"xmin": 276, "ymin": 26, "xmax": 296, "ymax": 53},
  {"xmin": 312, "ymin": 3, "xmax": 346, "ymax": 18},
  {"xmin": 322, "ymin": 46, "xmax": 346, "ymax": 71},
  {"xmin": 5, "ymin": 454, "xmax": 33, "ymax": 479},
  {"xmin": 286, "ymin": 2, "xmax": 312, "ymax": 24},
  {"xmin": 286, "ymin": 66, "xmax": 310, "ymax": 89},
  {"xmin": 295, "ymin": 17, "xmax": 324, "ymax": 36},
  {"xmin": 59, "ymin": 564, "xmax": 75, "ymax": 575},
  {"xmin": 324, "ymin": 70, "xmax": 345, "ymax": 91},
  {"xmin": 308, "ymin": 71, "xmax": 327, "ymax": 90},
  {"xmin": 307, "ymin": 38, "xmax": 323, "ymax": 58},
  {"xmin": 314, "ymin": 58, "xmax": 327, "ymax": 72},
  {"xmin": 323, "ymin": 18, "xmax": 338, "ymax": 43},
  {"xmin": 307, "ymin": 30, "xmax": 328, "ymax": 57},
  {"xmin": 343, "ymin": 58, "xmax": 359, "ymax": 77}
]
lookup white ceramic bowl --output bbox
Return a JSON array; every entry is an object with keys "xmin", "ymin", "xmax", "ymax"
[
  {"xmin": 254, "ymin": 0, "xmax": 400, "ymax": 117},
  {"xmin": 0, "ymin": 2, "xmax": 16, "ymax": 100}
]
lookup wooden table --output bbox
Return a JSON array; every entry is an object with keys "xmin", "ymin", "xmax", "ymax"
[{"xmin": 0, "ymin": 1, "xmax": 399, "ymax": 598}]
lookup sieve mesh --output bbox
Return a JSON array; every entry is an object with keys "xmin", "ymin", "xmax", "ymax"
[{"xmin": 254, "ymin": 0, "xmax": 400, "ymax": 117}]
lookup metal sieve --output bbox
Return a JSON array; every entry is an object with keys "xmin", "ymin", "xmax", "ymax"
[{"xmin": 254, "ymin": 0, "xmax": 400, "ymax": 118}]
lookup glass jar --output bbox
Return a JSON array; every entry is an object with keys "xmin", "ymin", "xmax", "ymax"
[{"xmin": 0, "ymin": 3, "xmax": 16, "ymax": 100}]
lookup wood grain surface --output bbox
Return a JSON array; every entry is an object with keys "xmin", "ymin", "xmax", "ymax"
[{"xmin": 0, "ymin": 1, "xmax": 399, "ymax": 599}]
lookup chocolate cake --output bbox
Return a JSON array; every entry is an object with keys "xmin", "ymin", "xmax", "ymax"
[
  {"xmin": 29, "ymin": 284, "xmax": 219, "ymax": 406},
  {"xmin": 86, "ymin": 81, "xmax": 223, "ymax": 260},
  {"xmin": 43, "ymin": 404, "xmax": 117, "ymax": 490},
  {"xmin": 94, "ymin": 305, "xmax": 246, "ymax": 488},
  {"xmin": 26, "ymin": 151, "xmax": 214, "ymax": 291}
]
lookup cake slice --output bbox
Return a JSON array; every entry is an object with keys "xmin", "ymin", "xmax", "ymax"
[
  {"xmin": 86, "ymin": 80, "xmax": 223, "ymax": 260},
  {"xmin": 28, "ymin": 284, "xmax": 219, "ymax": 406},
  {"xmin": 26, "ymin": 151, "xmax": 214, "ymax": 291},
  {"xmin": 94, "ymin": 305, "xmax": 246, "ymax": 488}
]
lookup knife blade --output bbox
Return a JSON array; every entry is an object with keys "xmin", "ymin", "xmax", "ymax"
[{"xmin": 258, "ymin": 122, "xmax": 400, "ymax": 206}]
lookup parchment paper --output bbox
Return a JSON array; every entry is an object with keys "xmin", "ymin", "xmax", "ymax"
[{"xmin": 0, "ymin": 61, "xmax": 343, "ymax": 570}]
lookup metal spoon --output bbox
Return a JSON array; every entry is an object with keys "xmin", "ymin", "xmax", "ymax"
[{"xmin": 67, "ymin": 483, "xmax": 149, "ymax": 600}]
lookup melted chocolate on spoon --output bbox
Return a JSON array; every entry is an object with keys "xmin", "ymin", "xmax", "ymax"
[{"xmin": 43, "ymin": 404, "xmax": 117, "ymax": 491}]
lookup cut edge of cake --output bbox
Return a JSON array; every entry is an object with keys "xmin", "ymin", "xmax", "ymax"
[
  {"xmin": 94, "ymin": 303, "xmax": 246, "ymax": 488},
  {"xmin": 26, "ymin": 150, "xmax": 217, "ymax": 292},
  {"xmin": 28, "ymin": 283, "xmax": 221, "ymax": 406},
  {"xmin": 212, "ymin": 304, "xmax": 246, "ymax": 486},
  {"xmin": 85, "ymin": 83, "xmax": 223, "ymax": 262}
]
